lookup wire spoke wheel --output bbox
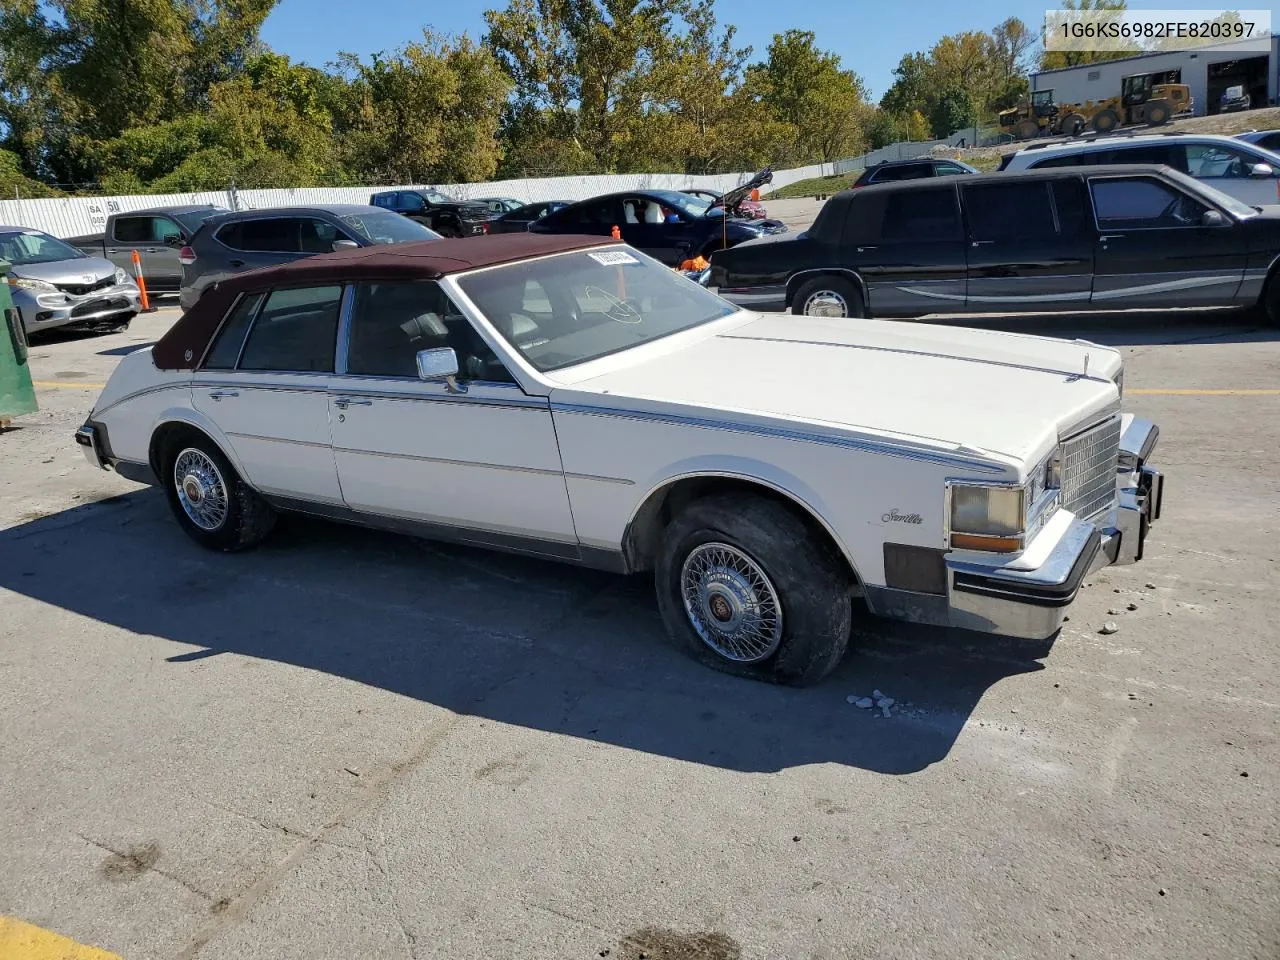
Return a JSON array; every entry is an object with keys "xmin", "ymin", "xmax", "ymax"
[
  {"xmin": 802, "ymin": 289, "xmax": 848, "ymax": 317},
  {"xmin": 680, "ymin": 542, "xmax": 783, "ymax": 663},
  {"xmin": 173, "ymin": 447, "xmax": 229, "ymax": 532}
]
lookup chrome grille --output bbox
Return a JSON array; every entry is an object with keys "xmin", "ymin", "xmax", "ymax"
[
  {"xmin": 56, "ymin": 276, "xmax": 114, "ymax": 297},
  {"xmin": 1060, "ymin": 415, "xmax": 1121, "ymax": 520}
]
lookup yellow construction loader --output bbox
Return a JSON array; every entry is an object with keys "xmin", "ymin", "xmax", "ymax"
[
  {"xmin": 1055, "ymin": 74, "xmax": 1193, "ymax": 136},
  {"xmin": 998, "ymin": 90, "xmax": 1060, "ymax": 141}
]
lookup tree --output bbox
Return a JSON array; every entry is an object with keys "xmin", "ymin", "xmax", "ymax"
[{"xmin": 928, "ymin": 87, "xmax": 975, "ymax": 138}]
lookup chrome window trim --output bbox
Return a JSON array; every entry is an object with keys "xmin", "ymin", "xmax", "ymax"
[
  {"xmin": 333, "ymin": 284, "xmax": 356, "ymax": 375},
  {"xmin": 326, "ymin": 384, "xmax": 548, "ymax": 410},
  {"xmin": 195, "ymin": 291, "xmax": 263, "ymax": 371},
  {"xmin": 552, "ymin": 401, "xmax": 1006, "ymax": 474}
]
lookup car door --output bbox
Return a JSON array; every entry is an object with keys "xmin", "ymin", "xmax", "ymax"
[
  {"xmin": 327, "ymin": 279, "xmax": 578, "ymax": 551},
  {"xmin": 619, "ymin": 196, "xmax": 694, "ymax": 264},
  {"xmin": 109, "ymin": 215, "xmax": 183, "ymax": 289},
  {"xmin": 845, "ymin": 184, "xmax": 968, "ymax": 316},
  {"xmin": 959, "ymin": 177, "xmax": 1093, "ymax": 311},
  {"xmin": 191, "ymin": 285, "xmax": 345, "ymax": 504},
  {"xmin": 1088, "ymin": 173, "xmax": 1248, "ymax": 308},
  {"xmin": 1182, "ymin": 142, "xmax": 1280, "ymax": 207}
]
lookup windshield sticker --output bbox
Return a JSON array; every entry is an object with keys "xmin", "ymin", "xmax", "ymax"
[{"xmin": 588, "ymin": 250, "xmax": 638, "ymax": 266}]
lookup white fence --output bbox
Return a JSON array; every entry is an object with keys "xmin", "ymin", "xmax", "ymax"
[{"xmin": 0, "ymin": 162, "xmax": 833, "ymax": 239}]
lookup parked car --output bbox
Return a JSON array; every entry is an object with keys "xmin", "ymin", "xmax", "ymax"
[
  {"xmin": 999, "ymin": 133, "xmax": 1280, "ymax": 207},
  {"xmin": 69, "ymin": 205, "xmax": 226, "ymax": 295},
  {"xmin": 76, "ymin": 233, "xmax": 1163, "ymax": 687},
  {"xmin": 475, "ymin": 197, "xmax": 525, "ymax": 215},
  {"xmin": 708, "ymin": 165, "xmax": 1280, "ymax": 322},
  {"xmin": 487, "ymin": 200, "xmax": 569, "ymax": 234},
  {"xmin": 369, "ymin": 188, "xmax": 493, "ymax": 237},
  {"xmin": 1, "ymin": 227, "xmax": 140, "ymax": 335},
  {"xmin": 680, "ymin": 188, "xmax": 768, "ymax": 219},
  {"xmin": 1220, "ymin": 85, "xmax": 1251, "ymax": 113},
  {"xmin": 852, "ymin": 158, "xmax": 978, "ymax": 187},
  {"xmin": 531, "ymin": 191, "xmax": 786, "ymax": 265},
  {"xmin": 178, "ymin": 205, "xmax": 441, "ymax": 311},
  {"xmin": 1236, "ymin": 129, "xmax": 1280, "ymax": 152}
]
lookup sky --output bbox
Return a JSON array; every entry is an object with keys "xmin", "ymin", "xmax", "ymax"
[{"xmin": 261, "ymin": 0, "xmax": 1242, "ymax": 100}]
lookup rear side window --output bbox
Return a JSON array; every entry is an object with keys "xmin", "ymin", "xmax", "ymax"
[
  {"xmin": 218, "ymin": 218, "xmax": 305, "ymax": 253},
  {"xmin": 963, "ymin": 181, "xmax": 1056, "ymax": 240},
  {"xmin": 1051, "ymin": 178, "xmax": 1090, "ymax": 238},
  {"xmin": 881, "ymin": 186, "xmax": 962, "ymax": 241},
  {"xmin": 238, "ymin": 285, "xmax": 344, "ymax": 372},
  {"xmin": 202, "ymin": 293, "xmax": 263, "ymax": 370},
  {"xmin": 872, "ymin": 163, "xmax": 934, "ymax": 183}
]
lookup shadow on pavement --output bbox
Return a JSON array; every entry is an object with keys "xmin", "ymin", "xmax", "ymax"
[
  {"xmin": 96, "ymin": 341, "xmax": 156, "ymax": 357},
  {"xmin": 0, "ymin": 491, "xmax": 1052, "ymax": 776}
]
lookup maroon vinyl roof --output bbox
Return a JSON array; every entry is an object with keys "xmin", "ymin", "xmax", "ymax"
[{"xmin": 153, "ymin": 233, "xmax": 617, "ymax": 370}]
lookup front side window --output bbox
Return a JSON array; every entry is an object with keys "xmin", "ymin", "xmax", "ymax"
[
  {"xmin": 345, "ymin": 280, "xmax": 513, "ymax": 383},
  {"xmin": 371, "ymin": 194, "xmax": 395, "ymax": 209},
  {"xmin": 1090, "ymin": 177, "xmax": 1209, "ymax": 229},
  {"xmin": 1184, "ymin": 143, "xmax": 1263, "ymax": 179},
  {"xmin": 881, "ymin": 186, "xmax": 962, "ymax": 241},
  {"xmin": 934, "ymin": 162, "xmax": 970, "ymax": 177},
  {"xmin": 400, "ymin": 193, "xmax": 427, "ymax": 212},
  {"xmin": 238, "ymin": 285, "xmax": 343, "ymax": 372},
  {"xmin": 113, "ymin": 216, "xmax": 181, "ymax": 244},
  {"xmin": 963, "ymin": 181, "xmax": 1056, "ymax": 241},
  {"xmin": 456, "ymin": 248, "xmax": 736, "ymax": 372},
  {"xmin": 203, "ymin": 293, "xmax": 263, "ymax": 370}
]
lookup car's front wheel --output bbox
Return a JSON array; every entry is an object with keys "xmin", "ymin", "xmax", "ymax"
[
  {"xmin": 791, "ymin": 275, "xmax": 865, "ymax": 318},
  {"xmin": 655, "ymin": 494, "xmax": 852, "ymax": 686},
  {"xmin": 162, "ymin": 434, "xmax": 276, "ymax": 551}
]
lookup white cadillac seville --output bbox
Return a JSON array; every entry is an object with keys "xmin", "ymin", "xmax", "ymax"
[{"xmin": 76, "ymin": 233, "xmax": 1164, "ymax": 685}]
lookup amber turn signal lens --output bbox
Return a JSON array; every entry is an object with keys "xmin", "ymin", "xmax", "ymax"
[{"xmin": 950, "ymin": 533, "xmax": 1024, "ymax": 553}]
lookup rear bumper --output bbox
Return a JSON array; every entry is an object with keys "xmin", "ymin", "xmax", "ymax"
[
  {"xmin": 75, "ymin": 420, "xmax": 155, "ymax": 485},
  {"xmin": 869, "ymin": 415, "xmax": 1164, "ymax": 641}
]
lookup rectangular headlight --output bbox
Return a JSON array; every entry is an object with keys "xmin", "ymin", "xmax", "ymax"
[{"xmin": 950, "ymin": 484, "xmax": 1026, "ymax": 553}]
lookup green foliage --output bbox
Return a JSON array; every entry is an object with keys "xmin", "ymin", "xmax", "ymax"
[{"xmin": 929, "ymin": 88, "xmax": 976, "ymax": 139}]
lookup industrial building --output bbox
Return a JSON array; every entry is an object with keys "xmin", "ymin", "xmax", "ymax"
[{"xmin": 1031, "ymin": 34, "xmax": 1279, "ymax": 117}]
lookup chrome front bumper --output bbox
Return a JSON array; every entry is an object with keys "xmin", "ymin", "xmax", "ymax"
[{"xmin": 944, "ymin": 415, "xmax": 1163, "ymax": 640}]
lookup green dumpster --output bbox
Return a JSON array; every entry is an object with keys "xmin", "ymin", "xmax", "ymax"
[{"xmin": 0, "ymin": 258, "xmax": 38, "ymax": 423}]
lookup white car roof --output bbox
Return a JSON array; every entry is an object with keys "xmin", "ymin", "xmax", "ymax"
[{"xmin": 1006, "ymin": 132, "xmax": 1259, "ymax": 168}]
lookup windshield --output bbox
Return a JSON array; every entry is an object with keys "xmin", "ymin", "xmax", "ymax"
[
  {"xmin": 650, "ymin": 190, "xmax": 717, "ymax": 219},
  {"xmin": 340, "ymin": 212, "xmax": 442, "ymax": 244},
  {"xmin": 0, "ymin": 230, "xmax": 85, "ymax": 264},
  {"xmin": 456, "ymin": 247, "xmax": 737, "ymax": 372},
  {"xmin": 172, "ymin": 208, "xmax": 226, "ymax": 232},
  {"xmin": 422, "ymin": 188, "xmax": 457, "ymax": 204}
]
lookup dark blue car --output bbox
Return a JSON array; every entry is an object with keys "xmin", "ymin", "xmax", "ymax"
[{"xmin": 530, "ymin": 184, "xmax": 786, "ymax": 266}]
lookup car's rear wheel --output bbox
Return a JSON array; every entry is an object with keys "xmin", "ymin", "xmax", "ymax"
[
  {"xmin": 792, "ymin": 275, "xmax": 865, "ymax": 318},
  {"xmin": 655, "ymin": 494, "xmax": 852, "ymax": 686},
  {"xmin": 162, "ymin": 435, "xmax": 276, "ymax": 551}
]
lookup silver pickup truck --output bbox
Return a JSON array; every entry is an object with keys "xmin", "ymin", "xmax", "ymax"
[{"xmin": 70, "ymin": 205, "xmax": 227, "ymax": 294}]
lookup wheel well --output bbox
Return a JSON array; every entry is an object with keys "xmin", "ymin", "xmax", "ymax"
[
  {"xmin": 622, "ymin": 475, "xmax": 859, "ymax": 584},
  {"xmin": 1260, "ymin": 257, "xmax": 1280, "ymax": 306},
  {"xmin": 149, "ymin": 422, "xmax": 214, "ymax": 479},
  {"xmin": 785, "ymin": 271, "xmax": 865, "ymax": 310}
]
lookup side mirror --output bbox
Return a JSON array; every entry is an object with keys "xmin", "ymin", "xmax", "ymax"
[
  {"xmin": 416, "ymin": 346, "xmax": 465, "ymax": 393},
  {"xmin": 1248, "ymin": 162, "xmax": 1274, "ymax": 178},
  {"xmin": 331, "ymin": 239, "xmax": 359, "ymax": 251},
  {"xmin": 163, "ymin": 235, "xmax": 183, "ymax": 247},
  {"xmin": 1201, "ymin": 209, "xmax": 1227, "ymax": 227}
]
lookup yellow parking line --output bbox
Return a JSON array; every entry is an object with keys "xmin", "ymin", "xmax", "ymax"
[
  {"xmin": 32, "ymin": 380, "xmax": 106, "ymax": 390},
  {"xmin": 1129, "ymin": 388, "xmax": 1280, "ymax": 396},
  {"xmin": 0, "ymin": 916, "xmax": 122, "ymax": 959}
]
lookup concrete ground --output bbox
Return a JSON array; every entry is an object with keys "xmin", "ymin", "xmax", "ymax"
[{"xmin": 1, "ymin": 293, "xmax": 1278, "ymax": 959}]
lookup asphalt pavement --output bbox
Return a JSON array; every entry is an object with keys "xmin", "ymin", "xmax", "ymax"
[{"xmin": 1, "ymin": 277, "xmax": 1278, "ymax": 959}]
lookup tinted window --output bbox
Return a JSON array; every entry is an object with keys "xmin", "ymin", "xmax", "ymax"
[
  {"xmin": 1051, "ymin": 178, "xmax": 1090, "ymax": 238},
  {"xmin": 113, "ymin": 216, "xmax": 182, "ymax": 244},
  {"xmin": 1032, "ymin": 153, "xmax": 1083, "ymax": 169},
  {"xmin": 1260, "ymin": 133, "xmax": 1280, "ymax": 152},
  {"xmin": 238, "ymin": 286, "xmax": 343, "ymax": 372},
  {"xmin": 840, "ymin": 193, "xmax": 886, "ymax": 246},
  {"xmin": 882, "ymin": 186, "xmax": 962, "ymax": 240},
  {"xmin": 219, "ymin": 218, "xmax": 303, "ymax": 253},
  {"xmin": 371, "ymin": 194, "xmax": 395, "ymax": 209},
  {"xmin": 934, "ymin": 162, "xmax": 969, "ymax": 176},
  {"xmin": 400, "ymin": 192, "xmax": 426, "ymax": 212},
  {"xmin": 963, "ymin": 181, "xmax": 1056, "ymax": 240},
  {"xmin": 565, "ymin": 199, "xmax": 616, "ymax": 226},
  {"xmin": 872, "ymin": 163, "xmax": 934, "ymax": 183},
  {"xmin": 172, "ymin": 208, "xmax": 224, "ymax": 233},
  {"xmin": 203, "ymin": 293, "xmax": 263, "ymax": 370},
  {"xmin": 345, "ymin": 281, "xmax": 513, "ymax": 382},
  {"xmin": 1089, "ymin": 177, "xmax": 1209, "ymax": 229},
  {"xmin": 299, "ymin": 218, "xmax": 346, "ymax": 253}
]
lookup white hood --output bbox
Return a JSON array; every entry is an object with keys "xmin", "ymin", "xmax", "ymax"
[{"xmin": 554, "ymin": 313, "xmax": 1122, "ymax": 469}]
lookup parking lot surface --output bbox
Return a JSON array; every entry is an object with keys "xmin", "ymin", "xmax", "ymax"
[{"xmin": 1, "ymin": 289, "xmax": 1278, "ymax": 958}]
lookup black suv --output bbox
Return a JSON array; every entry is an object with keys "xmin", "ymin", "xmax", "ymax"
[
  {"xmin": 851, "ymin": 158, "xmax": 977, "ymax": 187},
  {"xmin": 369, "ymin": 189, "xmax": 493, "ymax": 237},
  {"xmin": 708, "ymin": 164, "xmax": 1280, "ymax": 324}
]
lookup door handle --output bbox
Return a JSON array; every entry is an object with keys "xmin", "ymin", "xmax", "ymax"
[
  {"xmin": 856, "ymin": 245, "xmax": 878, "ymax": 252},
  {"xmin": 144, "ymin": 247, "xmax": 160, "ymax": 254},
  {"xmin": 970, "ymin": 240, "xmax": 995, "ymax": 247},
  {"xmin": 229, "ymin": 259, "xmax": 245, "ymax": 268},
  {"xmin": 1098, "ymin": 235, "xmax": 1124, "ymax": 242},
  {"xmin": 332, "ymin": 397, "xmax": 373, "ymax": 409},
  {"xmin": 207, "ymin": 389, "xmax": 238, "ymax": 401}
]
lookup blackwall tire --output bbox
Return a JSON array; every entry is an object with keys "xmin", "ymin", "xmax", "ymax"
[
  {"xmin": 162, "ymin": 433, "xmax": 276, "ymax": 551},
  {"xmin": 655, "ymin": 493, "xmax": 852, "ymax": 686},
  {"xmin": 791, "ymin": 275, "xmax": 865, "ymax": 318}
]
